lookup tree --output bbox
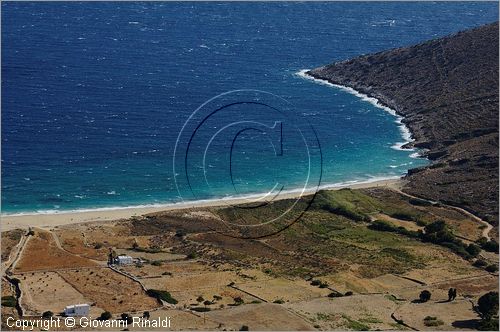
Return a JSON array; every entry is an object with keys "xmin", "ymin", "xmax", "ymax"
[
  {"xmin": 485, "ymin": 264, "xmax": 499, "ymax": 273},
  {"xmin": 477, "ymin": 292, "xmax": 499, "ymax": 320},
  {"xmin": 478, "ymin": 318, "xmax": 499, "ymax": 331},
  {"xmin": 424, "ymin": 220, "xmax": 446, "ymax": 234},
  {"xmin": 146, "ymin": 289, "xmax": 178, "ymax": 304},
  {"xmin": 143, "ymin": 311, "xmax": 150, "ymax": 319},
  {"xmin": 120, "ymin": 313, "xmax": 133, "ymax": 324},
  {"xmin": 234, "ymin": 297, "xmax": 244, "ymax": 305},
  {"xmin": 42, "ymin": 311, "xmax": 53, "ymax": 319},
  {"xmin": 239, "ymin": 325, "xmax": 249, "ymax": 331},
  {"xmin": 473, "ymin": 259, "xmax": 488, "ymax": 268},
  {"xmin": 196, "ymin": 295, "xmax": 204, "ymax": 303},
  {"xmin": 466, "ymin": 243, "xmax": 481, "ymax": 257},
  {"xmin": 1, "ymin": 296, "xmax": 16, "ymax": 307},
  {"xmin": 480, "ymin": 239, "xmax": 499, "ymax": 253},
  {"xmin": 310, "ymin": 279, "xmax": 321, "ymax": 286},
  {"xmin": 100, "ymin": 311, "xmax": 112, "ymax": 320},
  {"xmin": 419, "ymin": 290, "xmax": 431, "ymax": 303}
]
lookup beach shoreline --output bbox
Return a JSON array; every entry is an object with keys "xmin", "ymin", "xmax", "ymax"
[
  {"xmin": 296, "ymin": 69, "xmax": 417, "ymax": 154},
  {"xmin": 1, "ymin": 178, "xmax": 402, "ymax": 231}
]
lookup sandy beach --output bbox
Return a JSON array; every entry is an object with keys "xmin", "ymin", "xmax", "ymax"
[{"xmin": 1, "ymin": 178, "xmax": 402, "ymax": 231}]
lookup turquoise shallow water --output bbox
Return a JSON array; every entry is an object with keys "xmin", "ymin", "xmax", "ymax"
[{"xmin": 1, "ymin": 1, "xmax": 498, "ymax": 214}]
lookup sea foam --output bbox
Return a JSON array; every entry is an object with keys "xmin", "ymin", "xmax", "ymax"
[{"xmin": 296, "ymin": 69, "xmax": 416, "ymax": 151}]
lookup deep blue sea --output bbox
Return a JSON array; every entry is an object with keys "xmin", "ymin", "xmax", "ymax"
[{"xmin": 2, "ymin": 2, "xmax": 498, "ymax": 214}]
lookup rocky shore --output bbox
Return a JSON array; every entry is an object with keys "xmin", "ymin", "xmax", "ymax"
[{"xmin": 308, "ymin": 22, "xmax": 499, "ymax": 226}]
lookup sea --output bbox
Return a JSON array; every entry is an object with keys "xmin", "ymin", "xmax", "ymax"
[{"xmin": 2, "ymin": 1, "xmax": 498, "ymax": 215}]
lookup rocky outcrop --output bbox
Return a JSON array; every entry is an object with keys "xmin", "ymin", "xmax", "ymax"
[{"xmin": 308, "ymin": 22, "xmax": 499, "ymax": 225}]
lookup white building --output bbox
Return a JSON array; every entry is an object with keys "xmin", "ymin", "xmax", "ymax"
[
  {"xmin": 64, "ymin": 304, "xmax": 90, "ymax": 317},
  {"xmin": 116, "ymin": 255, "xmax": 133, "ymax": 265}
]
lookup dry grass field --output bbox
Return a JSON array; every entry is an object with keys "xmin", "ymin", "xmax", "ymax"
[
  {"xmin": 57, "ymin": 267, "xmax": 159, "ymax": 313},
  {"xmin": 206, "ymin": 303, "xmax": 315, "ymax": 331},
  {"xmin": 1, "ymin": 229, "xmax": 24, "ymax": 261},
  {"xmin": 14, "ymin": 229, "xmax": 98, "ymax": 272},
  {"xmin": 287, "ymin": 295, "xmax": 401, "ymax": 330},
  {"xmin": 17, "ymin": 271, "xmax": 104, "ymax": 316},
  {"xmin": 1, "ymin": 278, "xmax": 18, "ymax": 327},
  {"xmin": 2, "ymin": 188, "xmax": 498, "ymax": 331}
]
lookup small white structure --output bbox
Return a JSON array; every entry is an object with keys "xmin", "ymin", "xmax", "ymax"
[
  {"xmin": 116, "ymin": 255, "xmax": 133, "ymax": 265},
  {"xmin": 64, "ymin": 304, "xmax": 90, "ymax": 317}
]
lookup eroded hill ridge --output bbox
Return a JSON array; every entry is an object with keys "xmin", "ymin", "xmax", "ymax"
[{"xmin": 308, "ymin": 22, "xmax": 499, "ymax": 226}]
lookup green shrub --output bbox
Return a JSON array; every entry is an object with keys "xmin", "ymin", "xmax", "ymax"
[
  {"xmin": 42, "ymin": 311, "xmax": 53, "ymax": 319},
  {"xmin": 343, "ymin": 315, "xmax": 370, "ymax": 331},
  {"xmin": 485, "ymin": 264, "xmax": 498, "ymax": 273},
  {"xmin": 313, "ymin": 191, "xmax": 369, "ymax": 222},
  {"xmin": 424, "ymin": 220, "xmax": 446, "ymax": 234},
  {"xmin": 1, "ymin": 296, "xmax": 16, "ymax": 307},
  {"xmin": 423, "ymin": 316, "xmax": 443, "ymax": 327},
  {"xmin": 121, "ymin": 313, "xmax": 133, "ymax": 324},
  {"xmin": 477, "ymin": 292, "xmax": 499, "ymax": 320},
  {"xmin": 419, "ymin": 290, "xmax": 431, "ymax": 302},
  {"xmin": 310, "ymin": 279, "xmax": 321, "ymax": 286},
  {"xmin": 481, "ymin": 240, "xmax": 499, "ymax": 253},
  {"xmin": 146, "ymin": 289, "xmax": 178, "ymax": 304},
  {"xmin": 466, "ymin": 244, "xmax": 481, "ymax": 257},
  {"xmin": 99, "ymin": 311, "xmax": 112, "ymax": 320},
  {"xmin": 441, "ymin": 242, "xmax": 470, "ymax": 259},
  {"xmin": 473, "ymin": 259, "xmax": 488, "ymax": 268},
  {"xmin": 191, "ymin": 307, "xmax": 211, "ymax": 312},
  {"xmin": 151, "ymin": 260, "xmax": 162, "ymax": 266},
  {"xmin": 368, "ymin": 220, "xmax": 419, "ymax": 238},
  {"xmin": 273, "ymin": 299, "xmax": 285, "ymax": 304},
  {"xmin": 389, "ymin": 212, "xmax": 415, "ymax": 221},
  {"xmin": 478, "ymin": 318, "xmax": 499, "ymax": 331},
  {"xmin": 408, "ymin": 198, "xmax": 432, "ymax": 207}
]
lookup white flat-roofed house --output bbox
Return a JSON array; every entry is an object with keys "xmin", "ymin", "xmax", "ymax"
[
  {"xmin": 116, "ymin": 255, "xmax": 133, "ymax": 265},
  {"xmin": 64, "ymin": 304, "xmax": 90, "ymax": 317}
]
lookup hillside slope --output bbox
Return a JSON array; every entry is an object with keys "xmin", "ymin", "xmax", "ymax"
[{"xmin": 308, "ymin": 22, "xmax": 499, "ymax": 225}]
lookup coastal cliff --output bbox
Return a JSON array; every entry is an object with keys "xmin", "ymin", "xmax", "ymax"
[{"xmin": 308, "ymin": 22, "xmax": 499, "ymax": 225}]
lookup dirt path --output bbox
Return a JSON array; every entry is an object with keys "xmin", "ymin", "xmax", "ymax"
[
  {"xmin": 2, "ymin": 232, "xmax": 28, "ymax": 274},
  {"xmin": 6, "ymin": 232, "xmax": 30, "ymax": 273},
  {"xmin": 48, "ymin": 229, "xmax": 105, "ymax": 266},
  {"xmin": 395, "ymin": 188, "xmax": 493, "ymax": 241}
]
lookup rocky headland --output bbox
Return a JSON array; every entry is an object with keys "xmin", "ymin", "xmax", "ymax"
[{"xmin": 308, "ymin": 22, "xmax": 499, "ymax": 226}]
